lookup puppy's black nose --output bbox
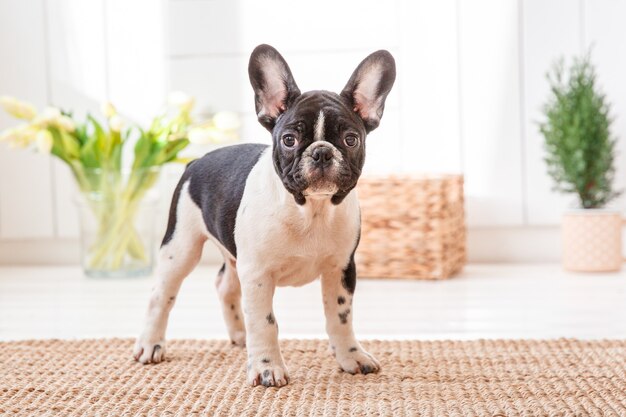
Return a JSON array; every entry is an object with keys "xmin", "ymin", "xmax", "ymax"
[{"xmin": 312, "ymin": 147, "xmax": 333, "ymax": 167}]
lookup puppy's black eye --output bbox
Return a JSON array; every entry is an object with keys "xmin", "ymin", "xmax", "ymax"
[
  {"xmin": 282, "ymin": 134, "xmax": 297, "ymax": 148},
  {"xmin": 344, "ymin": 135, "xmax": 359, "ymax": 148}
]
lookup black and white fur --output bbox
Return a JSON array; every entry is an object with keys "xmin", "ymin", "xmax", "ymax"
[{"xmin": 134, "ymin": 44, "xmax": 396, "ymax": 388}]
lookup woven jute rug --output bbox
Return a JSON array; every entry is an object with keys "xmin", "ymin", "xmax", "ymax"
[{"xmin": 1, "ymin": 339, "xmax": 625, "ymax": 416}]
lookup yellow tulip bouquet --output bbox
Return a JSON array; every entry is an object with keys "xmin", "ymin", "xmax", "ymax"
[{"xmin": 0, "ymin": 93, "xmax": 239, "ymax": 276}]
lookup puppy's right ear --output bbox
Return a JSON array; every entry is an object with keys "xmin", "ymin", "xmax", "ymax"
[{"xmin": 248, "ymin": 44, "xmax": 301, "ymax": 131}]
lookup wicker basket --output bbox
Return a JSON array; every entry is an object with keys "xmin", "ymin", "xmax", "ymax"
[{"xmin": 355, "ymin": 174, "xmax": 466, "ymax": 280}]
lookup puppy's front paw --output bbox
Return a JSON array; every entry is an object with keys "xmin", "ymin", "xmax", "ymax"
[
  {"xmin": 247, "ymin": 356, "xmax": 289, "ymax": 387},
  {"xmin": 133, "ymin": 336, "xmax": 166, "ymax": 364},
  {"xmin": 335, "ymin": 346, "xmax": 380, "ymax": 375}
]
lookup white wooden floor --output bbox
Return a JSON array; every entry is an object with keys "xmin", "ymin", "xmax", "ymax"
[{"xmin": 0, "ymin": 264, "xmax": 625, "ymax": 341}]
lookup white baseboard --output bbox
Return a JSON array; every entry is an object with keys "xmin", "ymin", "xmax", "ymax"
[
  {"xmin": 0, "ymin": 227, "xmax": 570, "ymax": 265},
  {"xmin": 0, "ymin": 238, "xmax": 224, "ymax": 265},
  {"xmin": 467, "ymin": 226, "xmax": 562, "ymax": 262}
]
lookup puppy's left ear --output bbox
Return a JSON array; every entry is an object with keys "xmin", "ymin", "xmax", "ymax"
[
  {"xmin": 341, "ymin": 50, "xmax": 396, "ymax": 132},
  {"xmin": 248, "ymin": 44, "xmax": 301, "ymax": 131}
]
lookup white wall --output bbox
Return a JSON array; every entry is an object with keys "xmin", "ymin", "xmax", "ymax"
[
  {"xmin": 1, "ymin": 0, "xmax": 625, "ymax": 263},
  {"xmin": 0, "ymin": 0, "xmax": 169, "ymax": 254}
]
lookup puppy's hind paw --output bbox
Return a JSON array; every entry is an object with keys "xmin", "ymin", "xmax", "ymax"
[
  {"xmin": 133, "ymin": 338, "xmax": 167, "ymax": 364},
  {"xmin": 229, "ymin": 330, "xmax": 246, "ymax": 347}
]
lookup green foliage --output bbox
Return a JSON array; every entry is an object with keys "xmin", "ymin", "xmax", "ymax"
[
  {"xmin": 539, "ymin": 54, "xmax": 621, "ymax": 208},
  {"xmin": 0, "ymin": 94, "xmax": 238, "ymax": 272}
]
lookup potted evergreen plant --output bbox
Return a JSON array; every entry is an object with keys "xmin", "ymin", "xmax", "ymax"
[{"xmin": 540, "ymin": 54, "xmax": 624, "ymax": 272}]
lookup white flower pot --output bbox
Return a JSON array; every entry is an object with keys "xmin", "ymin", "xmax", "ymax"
[{"xmin": 562, "ymin": 209, "xmax": 625, "ymax": 272}]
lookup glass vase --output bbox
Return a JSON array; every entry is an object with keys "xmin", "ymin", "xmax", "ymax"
[{"xmin": 74, "ymin": 167, "xmax": 160, "ymax": 278}]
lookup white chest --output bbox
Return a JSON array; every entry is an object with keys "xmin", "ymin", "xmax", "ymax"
[
  {"xmin": 273, "ymin": 201, "xmax": 358, "ymax": 286},
  {"xmin": 234, "ymin": 151, "xmax": 360, "ymax": 286}
]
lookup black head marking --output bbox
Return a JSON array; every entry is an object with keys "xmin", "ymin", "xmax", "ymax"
[
  {"xmin": 270, "ymin": 92, "xmax": 367, "ymax": 206},
  {"xmin": 247, "ymin": 44, "xmax": 395, "ymax": 206}
]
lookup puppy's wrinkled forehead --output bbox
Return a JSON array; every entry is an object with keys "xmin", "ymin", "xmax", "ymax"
[{"xmin": 276, "ymin": 91, "xmax": 365, "ymax": 141}]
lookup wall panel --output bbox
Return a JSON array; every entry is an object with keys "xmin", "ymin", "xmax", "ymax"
[
  {"xmin": 585, "ymin": 0, "xmax": 626, "ymax": 212},
  {"xmin": 523, "ymin": 0, "xmax": 582, "ymax": 225},
  {"xmin": 169, "ymin": 0, "xmax": 400, "ymax": 57},
  {"xmin": 0, "ymin": 0, "xmax": 55, "ymax": 239},
  {"xmin": 46, "ymin": 0, "xmax": 109, "ymax": 238},
  {"xmin": 45, "ymin": 0, "xmax": 108, "ymax": 115},
  {"xmin": 458, "ymin": 0, "xmax": 524, "ymax": 227},
  {"xmin": 398, "ymin": 0, "xmax": 462, "ymax": 174},
  {"xmin": 106, "ymin": 0, "xmax": 167, "ymax": 124}
]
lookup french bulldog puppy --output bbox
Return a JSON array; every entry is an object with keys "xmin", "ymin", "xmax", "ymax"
[{"xmin": 134, "ymin": 44, "xmax": 395, "ymax": 387}]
